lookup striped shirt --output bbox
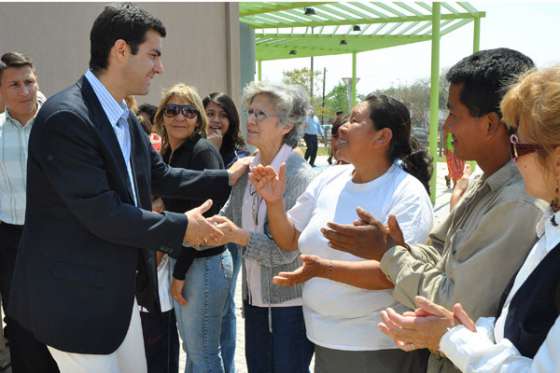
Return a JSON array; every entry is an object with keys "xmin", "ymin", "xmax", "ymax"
[
  {"xmin": 0, "ymin": 109, "xmax": 38, "ymax": 225},
  {"xmin": 84, "ymin": 70, "xmax": 138, "ymax": 205}
]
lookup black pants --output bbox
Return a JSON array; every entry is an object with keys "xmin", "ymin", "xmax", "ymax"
[
  {"xmin": 0, "ymin": 223, "xmax": 59, "ymax": 373},
  {"xmin": 303, "ymin": 134, "xmax": 319, "ymax": 166},
  {"xmin": 140, "ymin": 310, "xmax": 179, "ymax": 373}
]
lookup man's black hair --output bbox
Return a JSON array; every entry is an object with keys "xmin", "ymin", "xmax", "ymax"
[
  {"xmin": 89, "ymin": 3, "xmax": 166, "ymax": 73},
  {"xmin": 446, "ymin": 48, "xmax": 534, "ymax": 117}
]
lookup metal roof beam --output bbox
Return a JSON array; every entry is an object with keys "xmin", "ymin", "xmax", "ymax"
[
  {"xmin": 242, "ymin": 12, "xmax": 486, "ymax": 29},
  {"xmin": 239, "ymin": 2, "xmax": 330, "ymax": 17},
  {"xmin": 393, "ymin": 2, "xmax": 425, "ymax": 16}
]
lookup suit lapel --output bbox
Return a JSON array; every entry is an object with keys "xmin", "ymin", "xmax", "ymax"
[{"xmin": 80, "ymin": 77, "xmax": 136, "ymax": 204}]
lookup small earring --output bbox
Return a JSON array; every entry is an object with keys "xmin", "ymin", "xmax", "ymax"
[{"xmin": 551, "ymin": 185, "xmax": 560, "ymax": 213}]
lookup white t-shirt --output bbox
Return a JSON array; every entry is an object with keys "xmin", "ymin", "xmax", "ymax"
[{"xmin": 288, "ymin": 164, "xmax": 433, "ymax": 351}]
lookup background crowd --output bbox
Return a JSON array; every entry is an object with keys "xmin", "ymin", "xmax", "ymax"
[{"xmin": 0, "ymin": 3, "xmax": 559, "ymax": 373}]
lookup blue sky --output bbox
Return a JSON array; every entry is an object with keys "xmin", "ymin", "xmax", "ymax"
[{"xmin": 259, "ymin": 1, "xmax": 560, "ymax": 95}]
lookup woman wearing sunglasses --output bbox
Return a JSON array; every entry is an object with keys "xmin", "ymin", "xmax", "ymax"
[
  {"xmin": 154, "ymin": 83, "xmax": 232, "ymax": 373},
  {"xmin": 208, "ymin": 81, "xmax": 316, "ymax": 372},
  {"xmin": 378, "ymin": 66, "xmax": 560, "ymax": 372}
]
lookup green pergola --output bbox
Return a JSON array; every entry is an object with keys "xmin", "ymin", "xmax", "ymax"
[{"xmin": 240, "ymin": 2, "xmax": 485, "ymax": 202}]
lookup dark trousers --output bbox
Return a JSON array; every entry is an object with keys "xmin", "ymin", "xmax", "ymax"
[
  {"xmin": 140, "ymin": 310, "xmax": 180, "ymax": 373},
  {"xmin": 244, "ymin": 302, "xmax": 314, "ymax": 373},
  {"xmin": 0, "ymin": 223, "xmax": 59, "ymax": 373},
  {"xmin": 314, "ymin": 345, "xmax": 429, "ymax": 373},
  {"xmin": 303, "ymin": 134, "xmax": 319, "ymax": 166}
]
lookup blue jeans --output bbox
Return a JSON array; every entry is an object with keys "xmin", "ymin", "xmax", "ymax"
[
  {"xmin": 173, "ymin": 251, "xmax": 233, "ymax": 373},
  {"xmin": 221, "ymin": 244, "xmax": 241, "ymax": 373},
  {"xmin": 244, "ymin": 302, "xmax": 314, "ymax": 373}
]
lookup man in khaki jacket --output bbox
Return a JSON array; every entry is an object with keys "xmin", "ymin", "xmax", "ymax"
[{"xmin": 318, "ymin": 48, "xmax": 546, "ymax": 373}]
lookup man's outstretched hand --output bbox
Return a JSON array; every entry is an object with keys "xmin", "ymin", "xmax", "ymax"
[{"xmin": 184, "ymin": 199, "xmax": 223, "ymax": 248}]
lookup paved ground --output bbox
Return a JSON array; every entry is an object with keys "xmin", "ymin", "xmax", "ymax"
[{"xmin": 0, "ymin": 158, "xmax": 453, "ymax": 373}]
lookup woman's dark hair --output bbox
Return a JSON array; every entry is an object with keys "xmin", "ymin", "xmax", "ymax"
[
  {"xmin": 364, "ymin": 93, "xmax": 433, "ymax": 194},
  {"xmin": 137, "ymin": 103, "xmax": 157, "ymax": 123},
  {"xmin": 203, "ymin": 92, "xmax": 245, "ymax": 156},
  {"xmin": 89, "ymin": 3, "xmax": 166, "ymax": 73}
]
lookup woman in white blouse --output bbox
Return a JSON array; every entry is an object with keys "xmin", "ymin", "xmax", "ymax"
[
  {"xmin": 378, "ymin": 66, "xmax": 560, "ymax": 372},
  {"xmin": 249, "ymin": 94, "xmax": 435, "ymax": 373}
]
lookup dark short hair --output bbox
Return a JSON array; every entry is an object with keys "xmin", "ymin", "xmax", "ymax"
[
  {"xmin": 89, "ymin": 3, "xmax": 166, "ymax": 73},
  {"xmin": 0, "ymin": 52, "xmax": 33, "ymax": 83},
  {"xmin": 137, "ymin": 103, "xmax": 157, "ymax": 123},
  {"xmin": 446, "ymin": 48, "xmax": 534, "ymax": 117},
  {"xmin": 203, "ymin": 92, "xmax": 245, "ymax": 154}
]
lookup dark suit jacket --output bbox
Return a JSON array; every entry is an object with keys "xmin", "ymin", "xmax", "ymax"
[{"xmin": 8, "ymin": 76, "xmax": 230, "ymax": 354}]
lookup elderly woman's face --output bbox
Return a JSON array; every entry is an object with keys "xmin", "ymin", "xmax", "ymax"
[
  {"xmin": 336, "ymin": 102, "xmax": 380, "ymax": 164},
  {"xmin": 515, "ymin": 121, "xmax": 557, "ymax": 202},
  {"xmin": 162, "ymin": 96, "xmax": 199, "ymax": 144},
  {"xmin": 246, "ymin": 94, "xmax": 291, "ymax": 151}
]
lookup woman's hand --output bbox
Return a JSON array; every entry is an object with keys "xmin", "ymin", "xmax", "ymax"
[
  {"xmin": 249, "ymin": 163, "xmax": 286, "ymax": 204},
  {"xmin": 171, "ymin": 278, "xmax": 187, "ymax": 306},
  {"xmin": 207, "ymin": 215, "xmax": 249, "ymax": 246},
  {"xmin": 207, "ymin": 128, "xmax": 223, "ymax": 150},
  {"xmin": 378, "ymin": 296, "xmax": 476, "ymax": 353},
  {"xmin": 272, "ymin": 255, "xmax": 327, "ymax": 287}
]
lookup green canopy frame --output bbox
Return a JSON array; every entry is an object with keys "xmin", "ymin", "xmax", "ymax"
[{"xmin": 240, "ymin": 2, "xmax": 485, "ymax": 202}]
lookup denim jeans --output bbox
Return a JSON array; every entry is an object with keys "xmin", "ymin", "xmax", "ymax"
[
  {"xmin": 221, "ymin": 244, "xmax": 241, "ymax": 373},
  {"xmin": 243, "ymin": 302, "xmax": 314, "ymax": 373},
  {"xmin": 172, "ymin": 251, "xmax": 233, "ymax": 373}
]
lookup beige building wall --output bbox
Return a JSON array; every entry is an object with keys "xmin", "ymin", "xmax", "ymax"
[{"xmin": 0, "ymin": 2, "xmax": 241, "ymax": 108}]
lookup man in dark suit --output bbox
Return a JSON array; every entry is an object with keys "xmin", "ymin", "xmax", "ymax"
[{"xmin": 8, "ymin": 4, "xmax": 245, "ymax": 372}]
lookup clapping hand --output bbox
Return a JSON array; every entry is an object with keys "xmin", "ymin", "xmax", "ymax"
[
  {"xmin": 184, "ymin": 199, "xmax": 223, "ymax": 248},
  {"xmin": 249, "ymin": 163, "xmax": 286, "ymax": 204},
  {"xmin": 272, "ymin": 255, "xmax": 327, "ymax": 287},
  {"xmin": 321, "ymin": 208, "xmax": 406, "ymax": 260},
  {"xmin": 377, "ymin": 296, "xmax": 476, "ymax": 353}
]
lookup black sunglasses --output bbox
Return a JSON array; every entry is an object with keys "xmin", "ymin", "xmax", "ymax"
[{"xmin": 163, "ymin": 104, "xmax": 198, "ymax": 119}]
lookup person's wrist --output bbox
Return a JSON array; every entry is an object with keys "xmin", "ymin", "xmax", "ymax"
[
  {"xmin": 316, "ymin": 258, "xmax": 333, "ymax": 279},
  {"xmin": 235, "ymin": 229, "xmax": 250, "ymax": 246}
]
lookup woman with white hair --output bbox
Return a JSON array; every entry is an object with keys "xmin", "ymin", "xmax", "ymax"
[{"xmin": 209, "ymin": 81, "xmax": 316, "ymax": 372}]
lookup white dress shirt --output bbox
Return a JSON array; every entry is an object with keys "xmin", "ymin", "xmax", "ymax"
[
  {"xmin": 0, "ymin": 108, "xmax": 39, "ymax": 224},
  {"xmin": 440, "ymin": 210, "xmax": 560, "ymax": 372},
  {"xmin": 84, "ymin": 70, "xmax": 137, "ymax": 206}
]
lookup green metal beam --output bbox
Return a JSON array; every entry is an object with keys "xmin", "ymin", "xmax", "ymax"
[
  {"xmin": 428, "ymin": 2, "xmax": 441, "ymax": 204},
  {"xmin": 352, "ymin": 52, "xmax": 358, "ymax": 106},
  {"xmin": 258, "ymin": 60, "xmax": 262, "ymax": 81},
  {"xmin": 473, "ymin": 17, "xmax": 480, "ymax": 52},
  {"xmin": 240, "ymin": 2, "xmax": 329, "ymax": 17},
  {"xmin": 241, "ymin": 12, "xmax": 486, "ymax": 29},
  {"xmin": 394, "ymin": 2, "xmax": 425, "ymax": 16}
]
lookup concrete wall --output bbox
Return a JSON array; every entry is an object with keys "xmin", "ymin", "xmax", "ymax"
[{"xmin": 0, "ymin": 2, "xmax": 241, "ymax": 108}]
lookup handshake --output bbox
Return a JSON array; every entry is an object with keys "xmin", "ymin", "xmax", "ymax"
[{"xmin": 182, "ymin": 199, "xmax": 247, "ymax": 249}]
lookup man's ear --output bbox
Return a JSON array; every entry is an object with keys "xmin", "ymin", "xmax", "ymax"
[
  {"xmin": 486, "ymin": 112, "xmax": 505, "ymax": 136},
  {"xmin": 111, "ymin": 39, "xmax": 130, "ymax": 65}
]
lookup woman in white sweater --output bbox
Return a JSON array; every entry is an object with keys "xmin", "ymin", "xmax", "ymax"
[{"xmin": 378, "ymin": 66, "xmax": 560, "ymax": 372}]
